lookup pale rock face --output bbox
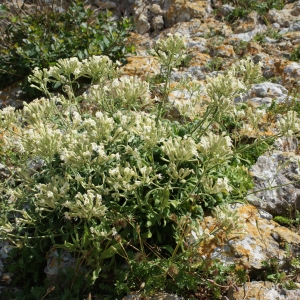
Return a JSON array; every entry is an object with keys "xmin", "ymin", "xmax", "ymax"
[
  {"xmin": 120, "ymin": 56, "xmax": 160, "ymax": 79},
  {"xmin": 44, "ymin": 249, "xmax": 77, "ymax": 279},
  {"xmin": 93, "ymin": 0, "xmax": 117, "ymax": 9},
  {"xmin": 253, "ymin": 54, "xmax": 279, "ymax": 78},
  {"xmin": 250, "ymin": 82, "xmax": 288, "ymax": 98},
  {"xmin": 267, "ymin": 1, "xmax": 300, "ymax": 28},
  {"xmin": 213, "ymin": 44, "xmax": 236, "ymax": 58},
  {"xmin": 231, "ymin": 24, "xmax": 267, "ymax": 42},
  {"xmin": 0, "ymin": 82, "xmax": 24, "ymax": 110},
  {"xmin": 152, "ymin": 15, "xmax": 164, "ymax": 32},
  {"xmin": 136, "ymin": 13, "xmax": 151, "ymax": 34},
  {"xmin": 227, "ymin": 281, "xmax": 300, "ymax": 300},
  {"xmin": 149, "ymin": 3, "xmax": 163, "ymax": 14},
  {"xmin": 269, "ymin": 60, "xmax": 300, "ymax": 86},
  {"xmin": 284, "ymin": 61, "xmax": 300, "ymax": 79},
  {"xmin": 218, "ymin": 4, "xmax": 234, "ymax": 17},
  {"xmin": 273, "ymin": 136, "xmax": 298, "ymax": 152},
  {"xmin": 163, "ymin": 0, "xmax": 212, "ymax": 27},
  {"xmin": 193, "ymin": 204, "xmax": 300, "ymax": 271},
  {"xmin": 248, "ymin": 152, "xmax": 300, "ymax": 216},
  {"xmin": 234, "ymin": 11, "xmax": 259, "ymax": 34},
  {"xmin": 241, "ymin": 82, "xmax": 289, "ymax": 106}
]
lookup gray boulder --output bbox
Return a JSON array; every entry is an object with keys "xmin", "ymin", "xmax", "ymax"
[
  {"xmin": 240, "ymin": 82, "xmax": 288, "ymax": 106},
  {"xmin": 247, "ymin": 151, "xmax": 300, "ymax": 216}
]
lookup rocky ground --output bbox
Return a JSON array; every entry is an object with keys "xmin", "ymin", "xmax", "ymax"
[{"xmin": 2, "ymin": 0, "xmax": 300, "ymax": 299}]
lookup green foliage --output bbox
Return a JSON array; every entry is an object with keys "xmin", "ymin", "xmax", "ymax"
[
  {"xmin": 231, "ymin": 40, "xmax": 249, "ymax": 56},
  {"xmin": 291, "ymin": 45, "xmax": 300, "ymax": 62},
  {"xmin": 273, "ymin": 215, "xmax": 293, "ymax": 226},
  {"xmin": 268, "ymin": 99, "xmax": 300, "ymax": 118},
  {"xmin": 1, "ymin": 34, "xmax": 299, "ymax": 298},
  {"xmin": 261, "ymin": 255, "xmax": 300, "ymax": 289},
  {"xmin": 115, "ymin": 252, "xmax": 247, "ymax": 299},
  {"xmin": 225, "ymin": 7, "xmax": 249, "ymax": 23},
  {"xmin": 274, "ymin": 210, "xmax": 300, "ymax": 228},
  {"xmin": 237, "ymin": 137, "xmax": 275, "ymax": 166},
  {"xmin": 0, "ymin": 0, "xmax": 134, "ymax": 98},
  {"xmin": 253, "ymin": 27, "xmax": 282, "ymax": 44},
  {"xmin": 222, "ymin": 0, "xmax": 284, "ymax": 22},
  {"xmin": 206, "ymin": 57, "xmax": 224, "ymax": 71}
]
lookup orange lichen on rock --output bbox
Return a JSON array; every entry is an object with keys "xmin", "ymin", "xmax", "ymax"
[{"xmin": 120, "ymin": 56, "xmax": 160, "ymax": 79}]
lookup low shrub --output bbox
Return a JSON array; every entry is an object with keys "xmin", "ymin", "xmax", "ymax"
[
  {"xmin": 222, "ymin": 0, "xmax": 285, "ymax": 23},
  {"xmin": 291, "ymin": 45, "xmax": 300, "ymax": 62},
  {"xmin": 1, "ymin": 35, "xmax": 299, "ymax": 298},
  {"xmin": 0, "ymin": 0, "xmax": 134, "ymax": 99}
]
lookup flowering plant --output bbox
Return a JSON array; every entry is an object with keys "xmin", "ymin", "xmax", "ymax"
[{"xmin": 1, "ymin": 34, "xmax": 299, "ymax": 298}]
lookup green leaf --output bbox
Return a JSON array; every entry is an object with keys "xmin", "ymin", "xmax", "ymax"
[
  {"xmin": 102, "ymin": 36, "xmax": 110, "ymax": 48},
  {"xmin": 61, "ymin": 242, "xmax": 77, "ymax": 252},
  {"xmin": 53, "ymin": 81, "xmax": 61, "ymax": 89},
  {"xmin": 91, "ymin": 265, "xmax": 102, "ymax": 284},
  {"xmin": 11, "ymin": 16, "xmax": 18, "ymax": 23},
  {"xmin": 161, "ymin": 245, "xmax": 174, "ymax": 255},
  {"xmin": 141, "ymin": 230, "xmax": 152, "ymax": 239},
  {"xmin": 100, "ymin": 243, "xmax": 121, "ymax": 259}
]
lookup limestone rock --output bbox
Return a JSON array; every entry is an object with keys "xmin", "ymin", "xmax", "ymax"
[
  {"xmin": 273, "ymin": 136, "xmax": 298, "ymax": 152},
  {"xmin": 218, "ymin": 4, "xmax": 235, "ymax": 17},
  {"xmin": 187, "ymin": 38, "xmax": 208, "ymax": 53},
  {"xmin": 213, "ymin": 44, "xmax": 236, "ymax": 58},
  {"xmin": 120, "ymin": 56, "xmax": 160, "ymax": 79},
  {"xmin": 232, "ymin": 24, "xmax": 267, "ymax": 42},
  {"xmin": 124, "ymin": 293, "xmax": 184, "ymax": 300},
  {"xmin": 152, "ymin": 15, "xmax": 164, "ymax": 32},
  {"xmin": 44, "ymin": 248, "xmax": 77, "ymax": 278},
  {"xmin": 243, "ymin": 82, "xmax": 288, "ymax": 106},
  {"xmin": 0, "ymin": 82, "xmax": 24, "ymax": 110},
  {"xmin": 93, "ymin": 0, "xmax": 116, "ymax": 9},
  {"xmin": 247, "ymin": 152, "xmax": 300, "ymax": 216},
  {"xmin": 245, "ymin": 41, "xmax": 263, "ymax": 55},
  {"xmin": 194, "ymin": 204, "xmax": 300, "ymax": 271},
  {"xmin": 267, "ymin": 1, "xmax": 300, "ymax": 28},
  {"xmin": 284, "ymin": 61, "xmax": 300, "ymax": 80},
  {"xmin": 227, "ymin": 281, "xmax": 300, "ymax": 300},
  {"xmin": 136, "ymin": 13, "xmax": 150, "ymax": 34},
  {"xmin": 163, "ymin": 0, "xmax": 212, "ymax": 27},
  {"xmin": 149, "ymin": 3, "xmax": 163, "ymax": 15},
  {"xmin": 185, "ymin": 66, "xmax": 206, "ymax": 80},
  {"xmin": 252, "ymin": 53, "xmax": 276, "ymax": 78},
  {"xmin": 234, "ymin": 11, "xmax": 259, "ymax": 34}
]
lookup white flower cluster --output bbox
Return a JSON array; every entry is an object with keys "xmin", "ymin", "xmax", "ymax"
[
  {"xmin": 0, "ymin": 106, "xmax": 18, "ymax": 129},
  {"xmin": 150, "ymin": 33, "xmax": 187, "ymax": 69},
  {"xmin": 197, "ymin": 132, "xmax": 233, "ymax": 166},
  {"xmin": 110, "ymin": 76, "xmax": 151, "ymax": 108},
  {"xmin": 129, "ymin": 112, "xmax": 169, "ymax": 149},
  {"xmin": 277, "ymin": 111, "xmax": 300, "ymax": 136},
  {"xmin": 106, "ymin": 165, "xmax": 141, "ymax": 193},
  {"xmin": 188, "ymin": 225, "xmax": 214, "ymax": 246},
  {"xmin": 230, "ymin": 56, "xmax": 263, "ymax": 88},
  {"xmin": 206, "ymin": 71, "xmax": 246, "ymax": 103},
  {"xmin": 212, "ymin": 205, "xmax": 245, "ymax": 234},
  {"xmin": 202, "ymin": 177, "xmax": 232, "ymax": 194},
  {"xmin": 81, "ymin": 55, "xmax": 117, "ymax": 83},
  {"xmin": 35, "ymin": 175, "xmax": 70, "ymax": 212},
  {"xmin": 85, "ymin": 75, "xmax": 152, "ymax": 112},
  {"xmin": 166, "ymin": 163, "xmax": 194, "ymax": 183},
  {"xmin": 161, "ymin": 136, "xmax": 198, "ymax": 163},
  {"xmin": 28, "ymin": 55, "xmax": 117, "ymax": 98},
  {"xmin": 64, "ymin": 190, "xmax": 107, "ymax": 221}
]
